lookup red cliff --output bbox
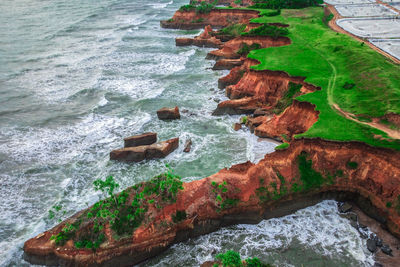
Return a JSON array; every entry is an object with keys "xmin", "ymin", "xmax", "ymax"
[{"xmin": 23, "ymin": 139, "xmax": 400, "ymax": 266}]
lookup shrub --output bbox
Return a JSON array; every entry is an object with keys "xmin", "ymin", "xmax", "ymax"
[
  {"xmin": 216, "ymin": 250, "xmax": 242, "ymax": 267},
  {"xmin": 196, "ymin": 1, "xmax": 217, "ymax": 14},
  {"xmin": 237, "ymin": 43, "xmax": 261, "ymax": 56},
  {"xmin": 214, "ymin": 250, "xmax": 274, "ymax": 266},
  {"xmin": 172, "ymin": 210, "xmax": 187, "ymax": 223},
  {"xmin": 343, "ymin": 82, "xmax": 356, "ymax": 90},
  {"xmin": 346, "ymin": 161, "xmax": 358, "ymax": 169},
  {"xmin": 220, "ymin": 23, "xmax": 247, "ymax": 37},
  {"xmin": 297, "ymin": 152, "xmax": 325, "ymax": 190},
  {"xmin": 263, "ymin": 9, "xmax": 281, "ymax": 17},
  {"xmin": 242, "ymin": 23, "xmax": 289, "ymax": 38},
  {"xmin": 275, "ymin": 142, "xmax": 289, "ymax": 150},
  {"xmin": 179, "ymin": 4, "xmax": 196, "ymax": 12},
  {"xmin": 250, "ymin": 0, "xmax": 323, "ymax": 9}
]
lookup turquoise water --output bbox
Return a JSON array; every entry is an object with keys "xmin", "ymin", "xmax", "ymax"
[{"xmin": 0, "ymin": 0, "xmax": 373, "ymax": 266}]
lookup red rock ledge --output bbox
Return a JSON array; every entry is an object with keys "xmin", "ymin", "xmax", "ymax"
[
  {"xmin": 160, "ymin": 9, "xmax": 260, "ymax": 30},
  {"xmin": 23, "ymin": 139, "xmax": 400, "ymax": 266}
]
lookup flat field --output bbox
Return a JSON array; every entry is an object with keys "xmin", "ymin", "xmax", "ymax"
[{"xmin": 248, "ymin": 7, "xmax": 400, "ymax": 150}]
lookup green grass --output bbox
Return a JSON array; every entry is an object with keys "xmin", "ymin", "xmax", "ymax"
[
  {"xmin": 275, "ymin": 142, "xmax": 290, "ymax": 150},
  {"xmin": 247, "ymin": 7, "xmax": 400, "ymax": 150}
]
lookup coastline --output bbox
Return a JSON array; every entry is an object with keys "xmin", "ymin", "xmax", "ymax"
[{"xmin": 22, "ymin": 2, "xmax": 400, "ymax": 266}]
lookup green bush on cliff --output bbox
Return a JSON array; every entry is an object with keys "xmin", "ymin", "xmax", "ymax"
[
  {"xmin": 250, "ymin": 0, "xmax": 323, "ymax": 9},
  {"xmin": 180, "ymin": 1, "xmax": 217, "ymax": 14},
  {"xmin": 220, "ymin": 23, "xmax": 247, "ymax": 37},
  {"xmin": 50, "ymin": 165, "xmax": 184, "ymax": 249},
  {"xmin": 214, "ymin": 250, "xmax": 274, "ymax": 266},
  {"xmin": 262, "ymin": 9, "xmax": 281, "ymax": 17},
  {"xmin": 346, "ymin": 161, "xmax": 358, "ymax": 170},
  {"xmin": 297, "ymin": 152, "xmax": 324, "ymax": 190},
  {"xmin": 211, "ymin": 180, "xmax": 240, "ymax": 212},
  {"xmin": 172, "ymin": 210, "xmax": 187, "ymax": 223},
  {"xmin": 275, "ymin": 142, "xmax": 289, "ymax": 150},
  {"xmin": 216, "ymin": 250, "xmax": 242, "ymax": 267},
  {"xmin": 241, "ymin": 23, "xmax": 289, "ymax": 38},
  {"xmin": 237, "ymin": 43, "xmax": 261, "ymax": 56}
]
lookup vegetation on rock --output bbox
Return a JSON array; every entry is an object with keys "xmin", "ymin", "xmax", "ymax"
[
  {"xmin": 213, "ymin": 250, "xmax": 274, "ymax": 267},
  {"xmin": 50, "ymin": 165, "xmax": 184, "ymax": 250},
  {"xmin": 179, "ymin": 1, "xmax": 217, "ymax": 14},
  {"xmin": 273, "ymin": 82, "xmax": 303, "ymax": 114},
  {"xmin": 275, "ymin": 142, "xmax": 289, "ymax": 150},
  {"xmin": 250, "ymin": 0, "xmax": 323, "ymax": 9},
  {"xmin": 220, "ymin": 23, "xmax": 247, "ymax": 37},
  {"xmin": 211, "ymin": 180, "xmax": 240, "ymax": 212},
  {"xmin": 237, "ymin": 43, "xmax": 261, "ymax": 56},
  {"xmin": 241, "ymin": 23, "xmax": 289, "ymax": 38}
]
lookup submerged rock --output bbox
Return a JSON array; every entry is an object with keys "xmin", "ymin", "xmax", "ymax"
[
  {"xmin": 110, "ymin": 137, "xmax": 179, "ymax": 162},
  {"xmin": 233, "ymin": 123, "xmax": 241, "ymax": 131},
  {"xmin": 124, "ymin": 132, "xmax": 157, "ymax": 148},
  {"xmin": 367, "ymin": 238, "xmax": 377, "ymax": 253},
  {"xmin": 157, "ymin": 106, "xmax": 180, "ymax": 120},
  {"xmin": 339, "ymin": 202, "xmax": 352, "ymax": 213},
  {"xmin": 381, "ymin": 245, "xmax": 393, "ymax": 256},
  {"xmin": 183, "ymin": 139, "xmax": 192, "ymax": 153},
  {"xmin": 212, "ymin": 97, "xmax": 262, "ymax": 115}
]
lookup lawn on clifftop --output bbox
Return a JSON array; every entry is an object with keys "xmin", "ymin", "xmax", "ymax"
[{"xmin": 248, "ymin": 7, "xmax": 400, "ymax": 150}]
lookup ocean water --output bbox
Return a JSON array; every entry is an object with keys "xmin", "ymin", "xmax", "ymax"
[{"xmin": 0, "ymin": 0, "xmax": 373, "ymax": 266}]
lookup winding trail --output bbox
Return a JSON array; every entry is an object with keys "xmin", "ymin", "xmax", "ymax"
[{"xmin": 320, "ymin": 4, "xmax": 400, "ymax": 139}]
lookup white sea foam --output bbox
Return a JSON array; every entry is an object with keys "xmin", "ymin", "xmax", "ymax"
[
  {"xmin": 142, "ymin": 201, "xmax": 375, "ymax": 267},
  {"xmin": 148, "ymin": 0, "xmax": 174, "ymax": 9},
  {"xmin": 0, "ymin": 112, "xmax": 151, "ymax": 164}
]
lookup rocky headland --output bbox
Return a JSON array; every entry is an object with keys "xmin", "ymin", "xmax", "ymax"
[{"xmin": 23, "ymin": 3, "xmax": 400, "ymax": 266}]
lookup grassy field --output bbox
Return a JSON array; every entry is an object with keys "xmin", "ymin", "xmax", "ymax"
[{"xmin": 246, "ymin": 7, "xmax": 400, "ymax": 150}]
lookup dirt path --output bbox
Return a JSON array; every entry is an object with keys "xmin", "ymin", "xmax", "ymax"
[
  {"xmin": 333, "ymin": 103, "xmax": 400, "ymax": 139},
  {"xmin": 323, "ymin": 4, "xmax": 400, "ymax": 139},
  {"xmin": 326, "ymin": 4, "xmax": 400, "ymax": 64}
]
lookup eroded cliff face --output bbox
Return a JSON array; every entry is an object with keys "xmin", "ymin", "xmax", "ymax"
[
  {"xmin": 207, "ymin": 36, "xmax": 291, "ymax": 60},
  {"xmin": 176, "ymin": 25, "xmax": 223, "ymax": 48},
  {"xmin": 226, "ymin": 69, "xmax": 301, "ymax": 102},
  {"xmin": 194, "ymin": 0, "xmax": 255, "ymax": 6},
  {"xmin": 218, "ymin": 58, "xmax": 259, "ymax": 88},
  {"xmin": 161, "ymin": 9, "xmax": 260, "ymax": 29},
  {"xmin": 23, "ymin": 139, "xmax": 400, "ymax": 266},
  {"xmin": 254, "ymin": 100, "xmax": 319, "ymax": 140}
]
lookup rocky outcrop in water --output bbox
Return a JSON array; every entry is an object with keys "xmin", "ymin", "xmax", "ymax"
[
  {"xmin": 157, "ymin": 106, "xmax": 180, "ymax": 120},
  {"xmin": 110, "ymin": 137, "xmax": 179, "ymax": 162},
  {"xmin": 124, "ymin": 132, "xmax": 157, "ymax": 148}
]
